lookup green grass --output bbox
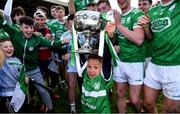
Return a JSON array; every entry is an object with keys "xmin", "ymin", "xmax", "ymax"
[{"xmin": 30, "ymin": 83, "xmax": 163, "ymax": 113}]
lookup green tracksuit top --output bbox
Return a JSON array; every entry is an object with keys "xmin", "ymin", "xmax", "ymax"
[
  {"xmin": 81, "ymin": 70, "xmax": 112, "ymax": 113},
  {"xmin": 0, "ymin": 20, "xmax": 63, "ymax": 71}
]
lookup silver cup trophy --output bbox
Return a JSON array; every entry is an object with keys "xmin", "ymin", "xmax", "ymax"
[{"xmin": 74, "ymin": 10, "xmax": 101, "ymax": 54}]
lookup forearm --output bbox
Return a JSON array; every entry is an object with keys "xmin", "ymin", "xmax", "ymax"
[
  {"xmin": 144, "ymin": 26, "xmax": 152, "ymax": 40},
  {"xmin": 68, "ymin": 0, "xmax": 76, "ymax": 14},
  {"xmin": 0, "ymin": 21, "xmax": 19, "ymax": 37},
  {"xmin": 117, "ymin": 24, "xmax": 144, "ymax": 46}
]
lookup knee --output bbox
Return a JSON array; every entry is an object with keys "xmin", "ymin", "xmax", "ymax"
[
  {"xmin": 144, "ymin": 99, "xmax": 156, "ymax": 110},
  {"xmin": 116, "ymin": 89, "xmax": 126, "ymax": 99},
  {"xmin": 130, "ymin": 98, "xmax": 139, "ymax": 106}
]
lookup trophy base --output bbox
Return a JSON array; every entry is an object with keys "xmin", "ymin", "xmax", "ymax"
[{"xmin": 75, "ymin": 49, "xmax": 98, "ymax": 54}]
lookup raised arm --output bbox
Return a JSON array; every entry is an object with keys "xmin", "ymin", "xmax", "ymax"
[
  {"xmin": 39, "ymin": 35, "xmax": 69, "ymax": 48},
  {"xmin": 68, "ymin": 0, "xmax": 76, "ymax": 14},
  {"xmin": 0, "ymin": 10, "xmax": 19, "ymax": 38}
]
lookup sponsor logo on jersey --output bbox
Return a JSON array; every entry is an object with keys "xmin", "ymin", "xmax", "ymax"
[
  {"xmin": 56, "ymin": 30, "xmax": 63, "ymax": 39},
  {"xmin": 28, "ymin": 47, "xmax": 34, "ymax": 51},
  {"xmin": 151, "ymin": 17, "xmax": 171, "ymax": 32},
  {"xmin": 93, "ymin": 82, "xmax": 100, "ymax": 90}
]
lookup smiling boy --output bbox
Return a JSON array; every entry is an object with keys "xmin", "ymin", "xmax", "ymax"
[
  {"xmin": 0, "ymin": 12, "xmax": 68, "ymax": 112},
  {"xmin": 81, "ymin": 54, "xmax": 112, "ymax": 113}
]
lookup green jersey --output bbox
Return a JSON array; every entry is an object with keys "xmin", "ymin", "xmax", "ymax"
[
  {"xmin": 11, "ymin": 23, "xmax": 20, "ymax": 30},
  {"xmin": 143, "ymin": 38, "xmax": 152, "ymax": 57},
  {"xmin": 49, "ymin": 19, "xmax": 67, "ymax": 41},
  {"xmin": 0, "ymin": 20, "xmax": 63, "ymax": 71},
  {"xmin": 74, "ymin": 0, "xmax": 95, "ymax": 11},
  {"xmin": 117, "ymin": 8, "xmax": 145, "ymax": 62},
  {"xmin": 81, "ymin": 70, "xmax": 112, "ymax": 113},
  {"xmin": 148, "ymin": 0, "xmax": 180, "ymax": 65}
]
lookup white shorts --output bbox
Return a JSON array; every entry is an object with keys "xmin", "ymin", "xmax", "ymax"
[
  {"xmin": 144, "ymin": 62, "xmax": 180, "ymax": 100},
  {"xmin": 144, "ymin": 57, "xmax": 151, "ymax": 70},
  {"xmin": 113, "ymin": 60, "xmax": 144, "ymax": 85}
]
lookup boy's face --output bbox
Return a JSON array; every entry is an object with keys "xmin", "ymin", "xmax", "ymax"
[
  {"xmin": 13, "ymin": 14, "xmax": 23, "ymax": 24},
  {"xmin": 0, "ymin": 40, "xmax": 14, "ymax": 57},
  {"xmin": 55, "ymin": 9, "xmax": 65, "ymax": 20},
  {"xmin": 138, "ymin": 0, "xmax": 151, "ymax": 14},
  {"xmin": 98, "ymin": 2, "xmax": 110, "ymax": 13},
  {"xmin": 87, "ymin": 59, "xmax": 102, "ymax": 78},
  {"xmin": 51, "ymin": 8, "xmax": 56, "ymax": 18},
  {"xmin": 34, "ymin": 15, "xmax": 46, "ymax": 27},
  {"xmin": 21, "ymin": 23, "xmax": 34, "ymax": 38}
]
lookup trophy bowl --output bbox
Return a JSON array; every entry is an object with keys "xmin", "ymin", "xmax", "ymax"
[{"xmin": 74, "ymin": 10, "xmax": 101, "ymax": 54}]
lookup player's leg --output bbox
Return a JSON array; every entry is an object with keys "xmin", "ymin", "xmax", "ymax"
[
  {"xmin": 160, "ymin": 65, "xmax": 180, "ymax": 113},
  {"xmin": 143, "ymin": 62, "xmax": 161, "ymax": 113},
  {"xmin": 143, "ymin": 84, "xmax": 159, "ymax": 113},
  {"xmin": 113, "ymin": 60, "xmax": 128, "ymax": 113},
  {"xmin": 116, "ymin": 82, "xmax": 128, "ymax": 113},
  {"xmin": 125, "ymin": 62, "xmax": 144, "ymax": 112},
  {"xmin": 67, "ymin": 72, "xmax": 78, "ymax": 113},
  {"xmin": 129, "ymin": 85, "xmax": 143, "ymax": 112}
]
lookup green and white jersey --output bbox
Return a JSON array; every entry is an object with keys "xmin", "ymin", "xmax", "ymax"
[
  {"xmin": 81, "ymin": 70, "xmax": 112, "ymax": 113},
  {"xmin": 117, "ymin": 8, "xmax": 145, "ymax": 62},
  {"xmin": 49, "ymin": 19, "xmax": 67, "ymax": 41},
  {"xmin": 46, "ymin": 19, "xmax": 54, "ymax": 28},
  {"xmin": 143, "ymin": 38, "xmax": 152, "ymax": 58},
  {"xmin": 74, "ymin": 0, "xmax": 96, "ymax": 11},
  {"xmin": 148, "ymin": 0, "xmax": 180, "ymax": 65}
]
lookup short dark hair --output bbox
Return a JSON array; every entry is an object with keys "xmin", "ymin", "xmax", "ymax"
[
  {"xmin": 19, "ymin": 16, "xmax": 34, "ymax": 26},
  {"xmin": 50, "ymin": 5, "xmax": 57, "ymax": 10},
  {"xmin": 87, "ymin": 2, "xmax": 97, "ymax": 8},
  {"xmin": 139, "ymin": 0, "xmax": 152, "ymax": 4},
  {"xmin": 36, "ymin": 6, "xmax": 49, "ymax": 14},
  {"xmin": 11, "ymin": 6, "xmax": 26, "ymax": 18},
  {"xmin": 147, "ymin": 0, "xmax": 152, "ymax": 4},
  {"xmin": 97, "ymin": 0, "xmax": 111, "ymax": 7},
  {"xmin": 67, "ymin": 14, "xmax": 74, "ymax": 22},
  {"xmin": 88, "ymin": 54, "xmax": 103, "ymax": 64}
]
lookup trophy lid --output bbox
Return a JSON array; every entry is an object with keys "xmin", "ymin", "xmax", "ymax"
[{"xmin": 74, "ymin": 10, "xmax": 101, "ymax": 32}]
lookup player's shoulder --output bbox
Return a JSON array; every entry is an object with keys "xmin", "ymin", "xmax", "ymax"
[
  {"xmin": 131, "ymin": 8, "xmax": 144, "ymax": 15},
  {"xmin": 50, "ymin": 19, "xmax": 59, "ymax": 25},
  {"xmin": 148, "ymin": 2, "xmax": 161, "ymax": 13}
]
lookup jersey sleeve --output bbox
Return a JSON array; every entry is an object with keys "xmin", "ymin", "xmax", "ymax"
[
  {"xmin": 39, "ymin": 35, "xmax": 63, "ymax": 48},
  {"xmin": 0, "ymin": 20, "xmax": 20, "ymax": 39}
]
